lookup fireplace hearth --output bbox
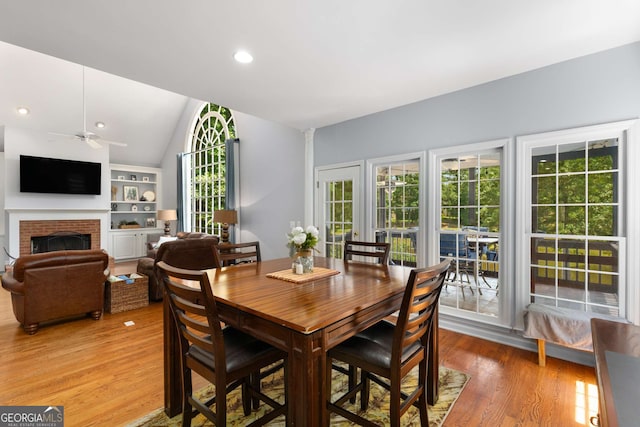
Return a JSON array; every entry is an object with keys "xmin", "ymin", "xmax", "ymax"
[
  {"xmin": 19, "ymin": 219, "xmax": 101, "ymax": 257},
  {"xmin": 31, "ymin": 232, "xmax": 91, "ymax": 254}
]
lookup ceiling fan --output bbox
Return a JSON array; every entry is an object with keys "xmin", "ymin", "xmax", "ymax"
[{"xmin": 49, "ymin": 67, "xmax": 127, "ymax": 149}]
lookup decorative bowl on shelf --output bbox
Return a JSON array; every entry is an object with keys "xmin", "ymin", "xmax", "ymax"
[{"xmin": 142, "ymin": 190, "xmax": 156, "ymax": 202}]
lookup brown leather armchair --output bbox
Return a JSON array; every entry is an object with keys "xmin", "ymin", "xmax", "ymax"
[
  {"xmin": 145, "ymin": 231, "xmax": 218, "ymax": 259},
  {"xmin": 136, "ymin": 236, "xmax": 220, "ymax": 301},
  {"xmin": 1, "ymin": 249, "xmax": 109, "ymax": 334}
]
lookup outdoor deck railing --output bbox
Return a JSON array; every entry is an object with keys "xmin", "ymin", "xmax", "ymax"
[{"xmin": 531, "ymin": 238, "xmax": 618, "ymax": 293}]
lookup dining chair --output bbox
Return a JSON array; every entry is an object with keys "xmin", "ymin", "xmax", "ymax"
[
  {"xmin": 344, "ymin": 240, "xmax": 391, "ymax": 265},
  {"xmin": 213, "ymin": 241, "xmax": 261, "ymax": 268},
  {"xmin": 341, "ymin": 240, "xmax": 392, "ymax": 396},
  {"xmin": 326, "ymin": 259, "xmax": 450, "ymax": 427},
  {"xmin": 156, "ymin": 261, "xmax": 287, "ymax": 427},
  {"xmin": 212, "ymin": 239, "xmax": 281, "ymax": 409}
]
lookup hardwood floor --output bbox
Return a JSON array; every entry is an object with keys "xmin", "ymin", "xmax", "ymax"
[{"xmin": 0, "ymin": 261, "xmax": 599, "ymax": 426}]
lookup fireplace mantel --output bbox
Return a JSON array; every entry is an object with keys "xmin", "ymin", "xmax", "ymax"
[{"xmin": 5, "ymin": 209, "xmax": 110, "ymax": 259}]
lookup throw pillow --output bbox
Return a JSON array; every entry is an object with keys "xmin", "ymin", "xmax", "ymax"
[{"xmin": 154, "ymin": 235, "xmax": 178, "ymax": 249}]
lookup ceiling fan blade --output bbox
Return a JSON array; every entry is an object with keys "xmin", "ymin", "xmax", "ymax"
[
  {"xmin": 85, "ymin": 138, "xmax": 102, "ymax": 149},
  {"xmin": 48, "ymin": 132, "xmax": 80, "ymax": 140},
  {"xmin": 99, "ymin": 139, "xmax": 128, "ymax": 147}
]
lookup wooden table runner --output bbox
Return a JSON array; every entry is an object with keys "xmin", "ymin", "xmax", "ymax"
[{"xmin": 266, "ymin": 267, "xmax": 340, "ymax": 284}]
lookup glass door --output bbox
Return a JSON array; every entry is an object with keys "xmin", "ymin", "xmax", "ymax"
[{"xmin": 316, "ymin": 166, "xmax": 360, "ymax": 259}]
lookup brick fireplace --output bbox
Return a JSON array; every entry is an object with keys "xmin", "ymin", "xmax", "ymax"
[{"xmin": 19, "ymin": 220, "xmax": 101, "ymax": 257}]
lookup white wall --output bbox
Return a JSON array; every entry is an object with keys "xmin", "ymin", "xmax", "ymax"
[
  {"xmin": 159, "ymin": 100, "xmax": 305, "ymax": 260},
  {"xmin": 4, "ymin": 127, "xmax": 110, "ymax": 209},
  {"xmin": 233, "ymin": 111, "xmax": 305, "ymax": 259},
  {"xmin": 3, "ymin": 126, "xmax": 111, "ymax": 256}
]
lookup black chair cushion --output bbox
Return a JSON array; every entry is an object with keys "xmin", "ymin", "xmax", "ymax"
[
  {"xmin": 331, "ymin": 320, "xmax": 422, "ymax": 370},
  {"xmin": 188, "ymin": 327, "xmax": 280, "ymax": 373}
]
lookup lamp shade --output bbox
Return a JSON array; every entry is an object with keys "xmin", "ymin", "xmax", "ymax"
[
  {"xmin": 213, "ymin": 209, "xmax": 238, "ymax": 224},
  {"xmin": 158, "ymin": 209, "xmax": 178, "ymax": 221}
]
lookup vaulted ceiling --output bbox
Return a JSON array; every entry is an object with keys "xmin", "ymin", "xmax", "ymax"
[{"xmin": 1, "ymin": 1, "xmax": 639, "ymax": 166}]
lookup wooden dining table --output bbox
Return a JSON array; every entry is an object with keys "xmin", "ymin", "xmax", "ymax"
[{"xmin": 163, "ymin": 256, "xmax": 441, "ymax": 425}]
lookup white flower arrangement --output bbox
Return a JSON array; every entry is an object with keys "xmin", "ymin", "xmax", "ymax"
[{"xmin": 287, "ymin": 225, "xmax": 320, "ymax": 252}]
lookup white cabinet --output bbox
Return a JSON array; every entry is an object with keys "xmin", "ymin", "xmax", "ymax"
[
  {"xmin": 111, "ymin": 231, "xmax": 142, "ymax": 259},
  {"xmin": 110, "ymin": 229, "xmax": 161, "ymax": 260},
  {"xmin": 109, "ymin": 163, "xmax": 163, "ymax": 259}
]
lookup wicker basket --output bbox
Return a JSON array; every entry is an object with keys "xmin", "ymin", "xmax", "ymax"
[{"xmin": 105, "ymin": 274, "xmax": 149, "ymax": 313}]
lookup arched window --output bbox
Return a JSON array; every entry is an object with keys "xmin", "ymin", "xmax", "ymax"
[{"xmin": 183, "ymin": 103, "xmax": 236, "ymax": 235}]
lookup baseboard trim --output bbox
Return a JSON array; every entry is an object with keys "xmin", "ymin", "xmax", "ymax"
[{"xmin": 439, "ymin": 313, "xmax": 595, "ymax": 367}]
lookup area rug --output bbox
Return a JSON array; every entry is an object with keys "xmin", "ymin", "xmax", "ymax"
[{"xmin": 128, "ymin": 365, "xmax": 469, "ymax": 426}]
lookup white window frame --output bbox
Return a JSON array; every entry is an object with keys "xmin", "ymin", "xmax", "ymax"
[
  {"xmin": 366, "ymin": 152, "xmax": 426, "ymax": 267},
  {"xmin": 183, "ymin": 103, "xmax": 235, "ymax": 235},
  {"xmin": 515, "ymin": 119, "xmax": 639, "ymax": 327},
  {"xmin": 428, "ymin": 138, "xmax": 513, "ymax": 326}
]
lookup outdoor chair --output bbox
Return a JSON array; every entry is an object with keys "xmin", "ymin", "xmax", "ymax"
[{"xmin": 440, "ymin": 233, "xmax": 479, "ymax": 297}]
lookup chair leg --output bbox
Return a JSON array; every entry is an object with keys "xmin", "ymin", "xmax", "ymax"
[
  {"xmin": 480, "ymin": 271, "xmax": 491, "ymax": 287},
  {"xmin": 459, "ymin": 270, "xmax": 474, "ymax": 296},
  {"xmin": 469, "ymin": 262, "xmax": 483, "ymax": 295},
  {"xmin": 417, "ymin": 358, "xmax": 429, "ymax": 426},
  {"xmin": 24, "ymin": 323, "xmax": 39, "ymax": 334},
  {"xmin": 216, "ymin": 379, "xmax": 227, "ymax": 426},
  {"xmin": 348, "ymin": 365, "xmax": 357, "ymax": 403},
  {"xmin": 182, "ymin": 367, "xmax": 193, "ymax": 427},
  {"xmin": 242, "ymin": 377, "xmax": 252, "ymax": 415},
  {"xmin": 462, "ymin": 267, "xmax": 481, "ymax": 295},
  {"xmin": 360, "ymin": 370, "xmax": 370, "ymax": 411},
  {"xmin": 251, "ymin": 372, "xmax": 260, "ymax": 410},
  {"xmin": 389, "ymin": 379, "xmax": 401, "ymax": 427}
]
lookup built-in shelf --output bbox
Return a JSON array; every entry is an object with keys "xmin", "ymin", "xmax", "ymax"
[{"xmin": 108, "ymin": 163, "xmax": 163, "ymax": 260}]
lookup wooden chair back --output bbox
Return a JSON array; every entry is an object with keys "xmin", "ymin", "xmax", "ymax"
[
  {"xmin": 393, "ymin": 259, "xmax": 450, "ymax": 369},
  {"xmin": 156, "ymin": 261, "xmax": 225, "ymax": 372},
  {"xmin": 213, "ymin": 241, "xmax": 261, "ymax": 268},
  {"xmin": 343, "ymin": 240, "xmax": 390, "ymax": 265}
]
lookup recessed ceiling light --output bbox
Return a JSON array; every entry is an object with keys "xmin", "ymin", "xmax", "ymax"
[
  {"xmin": 233, "ymin": 50, "xmax": 253, "ymax": 64},
  {"xmin": 17, "ymin": 106, "xmax": 30, "ymax": 115},
  {"xmin": 95, "ymin": 121, "xmax": 105, "ymax": 129}
]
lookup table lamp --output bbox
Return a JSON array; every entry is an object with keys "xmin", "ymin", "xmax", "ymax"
[
  {"xmin": 213, "ymin": 209, "xmax": 238, "ymax": 243},
  {"xmin": 158, "ymin": 209, "xmax": 178, "ymax": 236}
]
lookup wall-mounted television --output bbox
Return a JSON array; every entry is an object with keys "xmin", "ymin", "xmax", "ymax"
[{"xmin": 20, "ymin": 155, "xmax": 102, "ymax": 195}]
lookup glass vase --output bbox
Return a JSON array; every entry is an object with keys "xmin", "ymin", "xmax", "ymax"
[{"xmin": 296, "ymin": 250, "xmax": 314, "ymax": 273}]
